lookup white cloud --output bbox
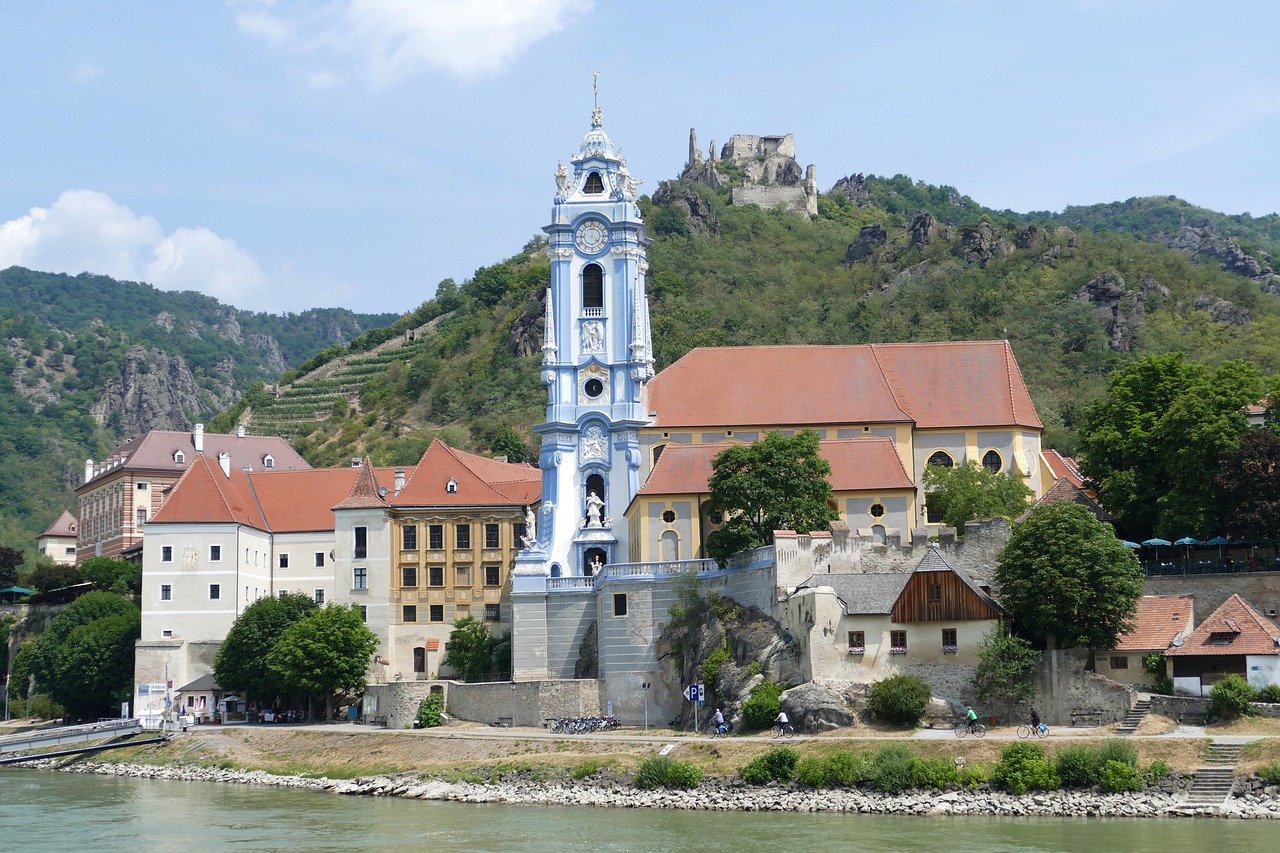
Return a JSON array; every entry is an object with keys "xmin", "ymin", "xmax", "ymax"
[
  {"xmin": 0, "ymin": 190, "xmax": 268, "ymax": 307},
  {"xmin": 70, "ymin": 61, "xmax": 105, "ymax": 84},
  {"xmin": 232, "ymin": 0, "xmax": 593, "ymax": 86}
]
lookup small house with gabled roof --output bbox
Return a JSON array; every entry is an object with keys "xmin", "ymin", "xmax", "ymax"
[
  {"xmin": 781, "ymin": 546, "xmax": 1003, "ymax": 684},
  {"xmin": 1165, "ymin": 594, "xmax": 1280, "ymax": 695},
  {"xmin": 36, "ymin": 510, "xmax": 79, "ymax": 564}
]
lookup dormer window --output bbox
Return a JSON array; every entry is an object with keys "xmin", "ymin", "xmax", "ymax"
[
  {"xmin": 263, "ymin": 454, "xmax": 274, "ymax": 469},
  {"xmin": 446, "ymin": 478, "xmax": 458, "ymax": 494},
  {"xmin": 584, "ymin": 171, "xmax": 604, "ymax": 194},
  {"xmin": 582, "ymin": 264, "xmax": 604, "ymax": 309},
  {"xmin": 174, "ymin": 451, "xmax": 185, "ymax": 464}
]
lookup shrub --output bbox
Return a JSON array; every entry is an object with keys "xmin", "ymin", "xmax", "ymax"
[
  {"xmin": 994, "ymin": 742, "xmax": 1059, "ymax": 795},
  {"xmin": 793, "ymin": 755, "xmax": 832, "ymax": 789},
  {"xmin": 1209, "ymin": 674, "xmax": 1257, "ymax": 719},
  {"xmin": 956, "ymin": 762, "xmax": 993, "ymax": 789},
  {"xmin": 825, "ymin": 750, "xmax": 875, "ymax": 787},
  {"xmin": 634, "ymin": 755, "xmax": 702, "ymax": 789},
  {"xmin": 871, "ymin": 743, "xmax": 918, "ymax": 793},
  {"xmin": 1098, "ymin": 759, "xmax": 1144, "ymax": 792},
  {"xmin": 867, "ymin": 674, "xmax": 931, "ymax": 726},
  {"xmin": 702, "ymin": 644, "xmax": 731, "ymax": 690},
  {"xmin": 1096, "ymin": 738, "xmax": 1139, "ymax": 770},
  {"xmin": 741, "ymin": 680, "xmax": 783, "ymax": 730},
  {"xmin": 416, "ymin": 694, "xmax": 444, "ymax": 728},
  {"xmin": 1255, "ymin": 684, "xmax": 1280, "ymax": 704},
  {"xmin": 1055, "ymin": 743, "xmax": 1101, "ymax": 788},
  {"xmin": 1259, "ymin": 761, "xmax": 1280, "ymax": 785},
  {"xmin": 739, "ymin": 747, "xmax": 799, "ymax": 785},
  {"xmin": 1144, "ymin": 758, "xmax": 1172, "ymax": 785},
  {"xmin": 912, "ymin": 755, "xmax": 959, "ymax": 790},
  {"xmin": 746, "ymin": 661, "xmax": 763, "ymax": 677}
]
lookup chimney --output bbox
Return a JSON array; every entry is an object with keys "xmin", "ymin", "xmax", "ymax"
[
  {"xmin": 218, "ymin": 452, "xmax": 231, "ymax": 478},
  {"xmin": 394, "ymin": 469, "xmax": 405, "ymax": 493},
  {"xmin": 84, "ymin": 459, "xmax": 94, "ymax": 484},
  {"xmin": 236, "ymin": 424, "xmax": 245, "ymax": 438},
  {"xmin": 194, "ymin": 423, "xmax": 204, "ymax": 452}
]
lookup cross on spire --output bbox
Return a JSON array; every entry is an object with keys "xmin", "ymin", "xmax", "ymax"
[{"xmin": 591, "ymin": 71, "xmax": 602, "ymax": 127}]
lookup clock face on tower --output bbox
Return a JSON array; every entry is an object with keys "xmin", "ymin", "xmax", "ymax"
[{"xmin": 575, "ymin": 219, "xmax": 608, "ymax": 254}]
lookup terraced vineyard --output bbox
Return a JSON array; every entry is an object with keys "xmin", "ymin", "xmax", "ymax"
[{"xmin": 244, "ymin": 331, "xmax": 434, "ymax": 441}]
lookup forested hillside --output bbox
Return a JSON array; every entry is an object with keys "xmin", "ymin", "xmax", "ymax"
[
  {"xmin": 0, "ymin": 267, "xmax": 397, "ymax": 548},
  {"xmin": 243, "ymin": 174, "xmax": 1280, "ymax": 471}
]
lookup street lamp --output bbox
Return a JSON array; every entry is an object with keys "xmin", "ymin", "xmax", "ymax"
[{"xmin": 641, "ymin": 681, "xmax": 650, "ymax": 733}]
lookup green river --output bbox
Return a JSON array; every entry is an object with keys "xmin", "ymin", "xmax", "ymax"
[{"xmin": 1, "ymin": 769, "xmax": 1277, "ymax": 852}]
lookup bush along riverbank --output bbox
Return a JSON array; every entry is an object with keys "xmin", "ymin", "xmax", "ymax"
[{"xmin": 38, "ymin": 740, "xmax": 1280, "ymax": 820}]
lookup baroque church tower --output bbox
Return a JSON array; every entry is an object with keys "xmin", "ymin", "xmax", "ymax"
[{"xmin": 516, "ymin": 92, "xmax": 654, "ymax": 581}]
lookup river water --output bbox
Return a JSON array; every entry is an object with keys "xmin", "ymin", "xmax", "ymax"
[{"xmin": 2, "ymin": 769, "xmax": 1277, "ymax": 852}]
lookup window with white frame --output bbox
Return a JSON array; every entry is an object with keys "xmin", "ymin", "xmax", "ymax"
[
  {"xmin": 314, "ymin": 551, "xmax": 325, "ymax": 567},
  {"xmin": 160, "ymin": 584, "xmax": 172, "ymax": 601},
  {"xmin": 279, "ymin": 553, "xmax": 289, "ymax": 569},
  {"xmin": 209, "ymin": 545, "xmax": 221, "ymax": 562},
  {"xmin": 314, "ymin": 589, "xmax": 325, "ymax": 605},
  {"xmin": 209, "ymin": 584, "xmax": 221, "ymax": 600},
  {"xmin": 353, "ymin": 567, "xmax": 367, "ymax": 590},
  {"xmin": 161, "ymin": 545, "xmax": 173, "ymax": 562}
]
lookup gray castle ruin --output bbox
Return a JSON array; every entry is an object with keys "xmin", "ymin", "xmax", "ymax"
[{"xmin": 681, "ymin": 129, "xmax": 818, "ymax": 217}]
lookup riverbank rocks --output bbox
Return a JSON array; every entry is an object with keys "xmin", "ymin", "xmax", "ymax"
[{"xmin": 54, "ymin": 761, "xmax": 1280, "ymax": 819}]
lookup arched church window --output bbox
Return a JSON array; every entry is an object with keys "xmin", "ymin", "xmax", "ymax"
[
  {"xmin": 982, "ymin": 450, "xmax": 1002, "ymax": 473},
  {"xmin": 652, "ymin": 444, "xmax": 666, "ymax": 467},
  {"xmin": 927, "ymin": 451, "xmax": 954, "ymax": 469},
  {"xmin": 584, "ymin": 171, "xmax": 604, "ymax": 194},
  {"xmin": 582, "ymin": 264, "xmax": 603, "ymax": 309}
]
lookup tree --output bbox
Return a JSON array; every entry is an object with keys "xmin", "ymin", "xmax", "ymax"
[
  {"xmin": 490, "ymin": 425, "xmax": 531, "ymax": 464},
  {"xmin": 1212, "ymin": 428, "xmax": 1280, "ymax": 541},
  {"xmin": 0, "ymin": 545, "xmax": 23, "ymax": 588},
  {"xmin": 996, "ymin": 502, "xmax": 1143, "ymax": 650},
  {"xmin": 922, "ymin": 461, "xmax": 1034, "ymax": 530},
  {"xmin": 1078, "ymin": 353, "xmax": 1266, "ymax": 538},
  {"xmin": 266, "ymin": 604, "xmax": 378, "ymax": 721},
  {"xmin": 213, "ymin": 593, "xmax": 317, "ymax": 705},
  {"xmin": 23, "ymin": 560, "xmax": 82, "ymax": 592},
  {"xmin": 29, "ymin": 591, "xmax": 139, "ymax": 718},
  {"xmin": 973, "ymin": 623, "xmax": 1042, "ymax": 723},
  {"xmin": 443, "ymin": 616, "xmax": 496, "ymax": 681},
  {"xmin": 705, "ymin": 430, "xmax": 838, "ymax": 564},
  {"xmin": 79, "ymin": 556, "xmax": 141, "ymax": 594}
]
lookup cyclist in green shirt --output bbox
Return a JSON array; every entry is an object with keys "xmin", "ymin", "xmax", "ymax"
[{"xmin": 965, "ymin": 706, "xmax": 979, "ymax": 733}]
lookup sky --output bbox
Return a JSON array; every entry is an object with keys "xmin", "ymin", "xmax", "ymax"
[{"xmin": 1, "ymin": 1, "xmax": 1278, "ymax": 315}]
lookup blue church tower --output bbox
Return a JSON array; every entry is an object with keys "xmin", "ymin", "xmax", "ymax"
[{"xmin": 518, "ymin": 94, "xmax": 655, "ymax": 581}]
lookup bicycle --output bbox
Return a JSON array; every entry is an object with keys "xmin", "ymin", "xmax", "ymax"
[
  {"xmin": 1017, "ymin": 722, "xmax": 1048, "ymax": 739},
  {"xmin": 770, "ymin": 722, "xmax": 795, "ymax": 739},
  {"xmin": 704, "ymin": 723, "xmax": 729, "ymax": 739},
  {"xmin": 954, "ymin": 720, "xmax": 986, "ymax": 739}
]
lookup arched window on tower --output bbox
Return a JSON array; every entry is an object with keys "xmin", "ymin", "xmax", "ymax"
[
  {"xmin": 582, "ymin": 264, "xmax": 603, "ymax": 310},
  {"xmin": 584, "ymin": 171, "xmax": 604, "ymax": 194}
]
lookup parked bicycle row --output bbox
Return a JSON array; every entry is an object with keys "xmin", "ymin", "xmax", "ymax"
[{"xmin": 546, "ymin": 715, "xmax": 621, "ymax": 734}]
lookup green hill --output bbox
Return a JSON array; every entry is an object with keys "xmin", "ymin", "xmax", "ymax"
[{"xmin": 242, "ymin": 176, "xmax": 1280, "ymax": 469}]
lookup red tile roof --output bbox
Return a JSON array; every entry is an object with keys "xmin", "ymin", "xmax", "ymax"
[
  {"xmin": 256, "ymin": 466, "xmax": 408, "ymax": 529},
  {"xmin": 645, "ymin": 341, "xmax": 1042, "ymax": 431},
  {"xmin": 392, "ymin": 440, "xmax": 541, "ymax": 508},
  {"xmin": 1113, "ymin": 595, "xmax": 1194, "ymax": 652},
  {"xmin": 334, "ymin": 457, "xmax": 388, "ymax": 510},
  {"xmin": 38, "ymin": 510, "xmax": 78, "ymax": 539},
  {"xmin": 1042, "ymin": 450, "xmax": 1083, "ymax": 487},
  {"xmin": 1166, "ymin": 594, "xmax": 1280, "ymax": 657},
  {"xmin": 636, "ymin": 437, "xmax": 914, "ymax": 496},
  {"xmin": 152, "ymin": 454, "xmax": 268, "ymax": 530}
]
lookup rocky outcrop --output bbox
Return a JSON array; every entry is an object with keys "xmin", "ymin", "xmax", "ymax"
[
  {"xmin": 908, "ymin": 211, "xmax": 937, "ymax": 249},
  {"xmin": 844, "ymin": 224, "xmax": 889, "ymax": 265},
  {"xmin": 508, "ymin": 288, "xmax": 545, "ymax": 358},
  {"xmin": 89, "ymin": 344, "xmax": 213, "ymax": 433},
  {"xmin": 779, "ymin": 679, "xmax": 865, "ymax": 731},
  {"xmin": 1075, "ymin": 272, "xmax": 1144, "ymax": 352},
  {"xmin": 1015, "ymin": 224, "xmax": 1046, "ymax": 249},
  {"xmin": 574, "ymin": 620, "xmax": 598, "ymax": 679},
  {"xmin": 1159, "ymin": 225, "xmax": 1280, "ymax": 297},
  {"xmin": 1190, "ymin": 295, "xmax": 1252, "ymax": 326},
  {"xmin": 831, "ymin": 173, "xmax": 870, "ymax": 205},
  {"xmin": 959, "ymin": 222, "xmax": 1013, "ymax": 264},
  {"xmin": 651, "ymin": 181, "xmax": 720, "ymax": 236}
]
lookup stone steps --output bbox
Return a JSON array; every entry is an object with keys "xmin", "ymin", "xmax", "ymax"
[
  {"xmin": 1114, "ymin": 699, "xmax": 1151, "ymax": 736},
  {"xmin": 1177, "ymin": 740, "xmax": 1241, "ymax": 810}
]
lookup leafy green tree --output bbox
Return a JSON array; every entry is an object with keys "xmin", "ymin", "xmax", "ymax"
[
  {"xmin": 490, "ymin": 425, "xmax": 531, "ymax": 464},
  {"xmin": 7, "ymin": 638, "xmax": 37, "ymax": 703},
  {"xmin": 923, "ymin": 461, "xmax": 1034, "ymax": 530},
  {"xmin": 1212, "ymin": 428, "xmax": 1280, "ymax": 541},
  {"xmin": 79, "ymin": 556, "xmax": 141, "ymax": 594},
  {"xmin": 996, "ymin": 503, "xmax": 1143, "ymax": 650},
  {"xmin": 1079, "ymin": 353, "xmax": 1266, "ymax": 538},
  {"xmin": 266, "ymin": 604, "xmax": 378, "ymax": 721},
  {"xmin": 972, "ymin": 624, "xmax": 1042, "ymax": 722},
  {"xmin": 214, "ymin": 593, "xmax": 317, "ymax": 705},
  {"xmin": 0, "ymin": 545, "xmax": 23, "ymax": 588},
  {"xmin": 867, "ymin": 673, "xmax": 932, "ymax": 725},
  {"xmin": 30, "ymin": 591, "xmax": 139, "ymax": 718},
  {"xmin": 706, "ymin": 430, "xmax": 838, "ymax": 564},
  {"xmin": 443, "ymin": 616, "xmax": 497, "ymax": 681},
  {"xmin": 23, "ymin": 560, "xmax": 82, "ymax": 592}
]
